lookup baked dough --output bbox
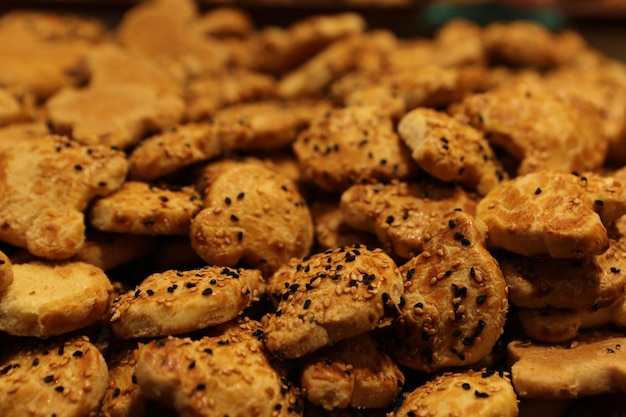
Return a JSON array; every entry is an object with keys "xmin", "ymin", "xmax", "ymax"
[
  {"xmin": 110, "ymin": 265, "xmax": 265, "ymax": 339},
  {"xmin": 0, "ymin": 335, "xmax": 108, "ymax": 417},
  {"xmin": 263, "ymin": 244, "xmax": 404, "ymax": 359}
]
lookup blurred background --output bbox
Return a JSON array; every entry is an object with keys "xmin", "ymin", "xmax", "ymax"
[{"xmin": 0, "ymin": 0, "xmax": 624, "ymax": 61}]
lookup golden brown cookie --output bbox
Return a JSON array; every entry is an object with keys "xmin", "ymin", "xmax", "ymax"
[
  {"xmin": 392, "ymin": 211, "xmax": 509, "ymax": 372},
  {"xmin": 135, "ymin": 319, "xmax": 303, "ymax": 417},
  {"xmin": 110, "ymin": 265, "xmax": 265, "ymax": 339},
  {"xmin": 340, "ymin": 181, "xmax": 478, "ymax": 259},
  {"xmin": 455, "ymin": 81, "xmax": 607, "ymax": 175},
  {"xmin": 477, "ymin": 170, "xmax": 626, "ymax": 258},
  {"xmin": 193, "ymin": 7, "xmax": 253, "ymax": 38},
  {"xmin": 116, "ymin": 0, "xmax": 228, "ymax": 77},
  {"xmin": 0, "ymin": 335, "xmax": 108, "ymax": 417},
  {"xmin": 398, "ymin": 107, "xmax": 506, "ymax": 196},
  {"xmin": 0, "ymin": 11, "xmax": 103, "ymax": 99},
  {"xmin": 263, "ymin": 244, "xmax": 404, "ymax": 359},
  {"xmin": 184, "ymin": 69, "xmax": 277, "ymax": 121},
  {"xmin": 73, "ymin": 231, "xmax": 157, "ymax": 271},
  {"xmin": 500, "ymin": 233, "xmax": 626, "ymax": 312},
  {"xmin": 190, "ymin": 160, "xmax": 314, "ymax": 276},
  {"xmin": 483, "ymin": 20, "xmax": 587, "ymax": 69},
  {"xmin": 507, "ymin": 330, "xmax": 626, "ymax": 399},
  {"xmin": 46, "ymin": 84, "xmax": 185, "ymax": 150},
  {"xmin": 98, "ymin": 343, "xmax": 147, "ymax": 417},
  {"xmin": 0, "ymin": 250, "xmax": 13, "ymax": 293},
  {"xmin": 89, "ymin": 181, "xmax": 203, "ymax": 236},
  {"xmin": 300, "ymin": 333, "xmax": 404, "ymax": 410},
  {"xmin": 391, "ymin": 369, "xmax": 518, "ymax": 417},
  {"xmin": 253, "ymin": 12, "xmax": 366, "ymax": 75},
  {"xmin": 0, "ymin": 134, "xmax": 127, "ymax": 259},
  {"xmin": 0, "ymin": 261, "xmax": 113, "ymax": 337},
  {"xmin": 293, "ymin": 106, "xmax": 418, "ymax": 192}
]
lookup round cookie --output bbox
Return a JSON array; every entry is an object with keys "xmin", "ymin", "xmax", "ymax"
[
  {"xmin": 0, "ymin": 261, "xmax": 113, "ymax": 337},
  {"xmin": 391, "ymin": 368, "xmax": 518, "ymax": 417},
  {"xmin": 0, "ymin": 335, "xmax": 108, "ymax": 417},
  {"xmin": 263, "ymin": 244, "xmax": 404, "ymax": 359},
  {"xmin": 110, "ymin": 265, "xmax": 265, "ymax": 339},
  {"xmin": 392, "ymin": 211, "xmax": 509, "ymax": 372}
]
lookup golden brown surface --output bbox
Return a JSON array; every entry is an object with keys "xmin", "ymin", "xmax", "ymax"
[
  {"xmin": 0, "ymin": 335, "xmax": 108, "ymax": 417},
  {"xmin": 392, "ymin": 211, "xmax": 509, "ymax": 372},
  {"xmin": 89, "ymin": 181, "xmax": 203, "ymax": 235},
  {"xmin": 477, "ymin": 170, "xmax": 626, "ymax": 258},
  {"xmin": 134, "ymin": 319, "xmax": 303, "ymax": 417},
  {"xmin": 99, "ymin": 343, "xmax": 147, "ymax": 417},
  {"xmin": 0, "ymin": 261, "xmax": 113, "ymax": 337},
  {"xmin": 507, "ymin": 330, "xmax": 626, "ymax": 399},
  {"xmin": 263, "ymin": 245, "xmax": 404, "ymax": 359},
  {"xmin": 340, "ymin": 181, "xmax": 478, "ymax": 259},
  {"xmin": 109, "ymin": 265, "xmax": 265, "ymax": 339},
  {"xmin": 300, "ymin": 333, "xmax": 404, "ymax": 410}
]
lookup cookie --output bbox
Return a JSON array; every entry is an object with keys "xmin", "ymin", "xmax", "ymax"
[
  {"xmin": 134, "ymin": 318, "xmax": 303, "ymax": 417},
  {"xmin": 89, "ymin": 181, "xmax": 203, "ymax": 236},
  {"xmin": 392, "ymin": 211, "xmax": 509, "ymax": 372},
  {"xmin": 193, "ymin": 7, "xmax": 253, "ymax": 38},
  {"xmin": 0, "ymin": 335, "xmax": 108, "ymax": 417},
  {"xmin": 184, "ymin": 69, "xmax": 277, "ymax": 122},
  {"xmin": 310, "ymin": 200, "xmax": 380, "ymax": 250},
  {"xmin": 0, "ymin": 87, "xmax": 34, "ymax": 127},
  {"xmin": 300, "ymin": 332, "xmax": 404, "ymax": 410},
  {"xmin": 477, "ymin": 170, "xmax": 626, "ymax": 258},
  {"xmin": 483, "ymin": 20, "xmax": 587, "ymax": 69},
  {"xmin": 391, "ymin": 369, "xmax": 518, "ymax": 417},
  {"xmin": 98, "ymin": 342, "xmax": 147, "ymax": 417},
  {"xmin": 398, "ymin": 107, "xmax": 506, "ymax": 195},
  {"xmin": 73, "ymin": 230, "xmax": 157, "ymax": 271},
  {"xmin": 46, "ymin": 84, "xmax": 185, "ymax": 150},
  {"xmin": 293, "ymin": 106, "xmax": 418, "ymax": 192},
  {"xmin": 507, "ymin": 330, "xmax": 626, "ymax": 399},
  {"xmin": 0, "ymin": 250, "xmax": 13, "ymax": 293},
  {"xmin": 0, "ymin": 11, "xmax": 103, "ymax": 99},
  {"xmin": 0, "ymin": 261, "xmax": 113, "ymax": 337},
  {"xmin": 263, "ymin": 244, "xmax": 404, "ymax": 359},
  {"xmin": 455, "ymin": 80, "xmax": 607, "ymax": 175},
  {"xmin": 340, "ymin": 181, "xmax": 478, "ymax": 259},
  {"xmin": 0, "ymin": 121, "xmax": 49, "ymax": 150},
  {"xmin": 110, "ymin": 265, "xmax": 265, "ymax": 339},
  {"xmin": 0, "ymin": 134, "xmax": 127, "ymax": 259},
  {"xmin": 190, "ymin": 160, "xmax": 314, "ymax": 276}
]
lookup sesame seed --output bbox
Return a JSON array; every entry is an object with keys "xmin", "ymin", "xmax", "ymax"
[
  {"xmin": 58, "ymin": 346, "xmax": 64, "ymax": 355},
  {"xmin": 477, "ymin": 294, "xmax": 487, "ymax": 304},
  {"xmin": 461, "ymin": 238, "xmax": 471, "ymax": 246},
  {"xmin": 474, "ymin": 391, "xmax": 489, "ymax": 398},
  {"xmin": 611, "ymin": 267, "xmax": 621, "ymax": 273},
  {"xmin": 225, "ymin": 197, "xmax": 232, "ymax": 205},
  {"xmin": 72, "ymin": 351, "xmax": 83, "ymax": 357},
  {"xmin": 55, "ymin": 386, "xmax": 64, "ymax": 393},
  {"xmin": 462, "ymin": 383, "xmax": 471, "ymax": 390},
  {"xmin": 385, "ymin": 215, "xmax": 394, "ymax": 225},
  {"xmin": 230, "ymin": 214, "xmax": 239, "ymax": 222},
  {"xmin": 112, "ymin": 388, "xmax": 121, "ymax": 398},
  {"xmin": 535, "ymin": 187, "xmax": 542, "ymax": 195},
  {"xmin": 188, "ymin": 361, "xmax": 196, "ymax": 369},
  {"xmin": 202, "ymin": 288, "xmax": 213, "ymax": 296},
  {"xmin": 196, "ymin": 383, "xmax": 206, "ymax": 390},
  {"xmin": 44, "ymin": 375, "xmax": 54, "ymax": 383},
  {"xmin": 74, "ymin": 164, "xmax": 82, "ymax": 171},
  {"xmin": 237, "ymin": 192, "xmax": 245, "ymax": 199},
  {"xmin": 448, "ymin": 220, "xmax": 456, "ymax": 229},
  {"xmin": 595, "ymin": 199, "xmax": 604, "ymax": 206}
]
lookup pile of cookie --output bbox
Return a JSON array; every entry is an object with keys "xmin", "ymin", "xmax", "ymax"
[{"xmin": 1, "ymin": 0, "xmax": 625, "ymax": 416}]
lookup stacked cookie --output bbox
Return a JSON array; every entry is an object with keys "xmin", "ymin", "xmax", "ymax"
[{"xmin": 1, "ymin": 1, "xmax": 626, "ymax": 416}]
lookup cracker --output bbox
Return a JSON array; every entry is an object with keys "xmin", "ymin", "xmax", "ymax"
[
  {"xmin": 190, "ymin": 160, "xmax": 314, "ymax": 276},
  {"xmin": 134, "ymin": 319, "xmax": 303, "ymax": 417},
  {"xmin": 300, "ymin": 333, "xmax": 404, "ymax": 410},
  {"xmin": 477, "ymin": 170, "xmax": 626, "ymax": 258},
  {"xmin": 0, "ymin": 134, "xmax": 127, "ymax": 259},
  {"xmin": 340, "ymin": 181, "xmax": 478, "ymax": 259},
  {"xmin": 0, "ymin": 261, "xmax": 113, "ymax": 337},
  {"xmin": 507, "ymin": 330, "xmax": 626, "ymax": 399},
  {"xmin": 0, "ymin": 335, "xmax": 108, "ymax": 417},
  {"xmin": 293, "ymin": 106, "xmax": 418, "ymax": 192},
  {"xmin": 398, "ymin": 107, "xmax": 507, "ymax": 195},
  {"xmin": 456, "ymin": 80, "xmax": 608, "ymax": 175},
  {"xmin": 110, "ymin": 265, "xmax": 264, "ymax": 339},
  {"xmin": 392, "ymin": 211, "xmax": 509, "ymax": 372},
  {"xmin": 263, "ymin": 244, "xmax": 404, "ymax": 359},
  {"xmin": 391, "ymin": 369, "xmax": 518, "ymax": 417},
  {"xmin": 89, "ymin": 181, "xmax": 202, "ymax": 236}
]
